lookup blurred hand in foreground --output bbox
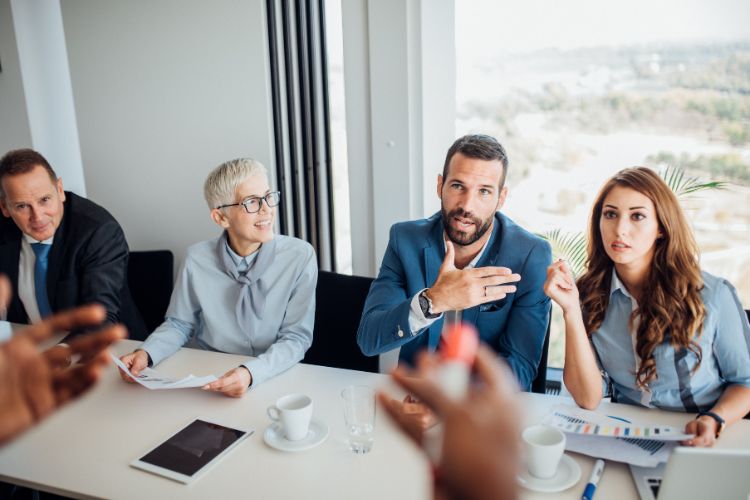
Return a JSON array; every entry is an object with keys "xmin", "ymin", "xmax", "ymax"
[
  {"xmin": 379, "ymin": 344, "xmax": 521, "ymax": 500},
  {"xmin": 0, "ymin": 304, "xmax": 126, "ymax": 445}
]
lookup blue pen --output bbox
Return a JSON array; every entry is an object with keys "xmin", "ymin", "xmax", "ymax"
[{"xmin": 581, "ymin": 459, "xmax": 605, "ymax": 500}]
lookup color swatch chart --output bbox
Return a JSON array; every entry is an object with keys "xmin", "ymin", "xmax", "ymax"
[{"xmin": 546, "ymin": 408, "xmax": 692, "ymax": 441}]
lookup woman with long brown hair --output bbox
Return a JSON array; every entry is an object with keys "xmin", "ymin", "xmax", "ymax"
[{"xmin": 544, "ymin": 167, "xmax": 750, "ymax": 447}]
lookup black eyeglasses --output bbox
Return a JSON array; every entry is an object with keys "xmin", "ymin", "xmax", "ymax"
[{"xmin": 217, "ymin": 191, "xmax": 281, "ymax": 214}]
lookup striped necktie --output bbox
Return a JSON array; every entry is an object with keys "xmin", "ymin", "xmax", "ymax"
[{"xmin": 31, "ymin": 243, "xmax": 52, "ymax": 318}]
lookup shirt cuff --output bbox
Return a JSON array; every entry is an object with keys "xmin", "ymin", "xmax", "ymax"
[
  {"xmin": 242, "ymin": 358, "xmax": 267, "ymax": 389},
  {"xmin": 408, "ymin": 289, "xmax": 441, "ymax": 334},
  {"xmin": 136, "ymin": 349, "xmax": 154, "ymax": 367},
  {"xmin": 0, "ymin": 321, "xmax": 11, "ymax": 343}
]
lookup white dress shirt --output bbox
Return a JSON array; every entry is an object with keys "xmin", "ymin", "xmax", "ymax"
[{"xmin": 18, "ymin": 234, "xmax": 54, "ymax": 324}]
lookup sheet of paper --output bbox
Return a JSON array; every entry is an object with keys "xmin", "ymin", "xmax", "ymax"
[
  {"xmin": 565, "ymin": 432, "xmax": 676, "ymax": 467},
  {"xmin": 110, "ymin": 352, "xmax": 218, "ymax": 389},
  {"xmin": 543, "ymin": 404, "xmax": 693, "ymax": 441},
  {"xmin": 542, "ymin": 404, "xmax": 692, "ymax": 467}
]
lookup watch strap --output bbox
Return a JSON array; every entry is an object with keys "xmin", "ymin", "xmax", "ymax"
[{"xmin": 696, "ymin": 410, "xmax": 725, "ymax": 438}]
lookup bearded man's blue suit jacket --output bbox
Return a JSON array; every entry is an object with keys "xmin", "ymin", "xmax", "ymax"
[{"xmin": 357, "ymin": 212, "xmax": 552, "ymax": 390}]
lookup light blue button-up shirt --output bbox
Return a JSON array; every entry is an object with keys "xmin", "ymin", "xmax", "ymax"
[
  {"xmin": 141, "ymin": 234, "xmax": 317, "ymax": 387},
  {"xmin": 591, "ymin": 270, "xmax": 750, "ymax": 412}
]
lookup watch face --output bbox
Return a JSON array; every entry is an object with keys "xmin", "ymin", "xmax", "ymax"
[
  {"xmin": 419, "ymin": 292, "xmax": 439, "ymax": 318},
  {"xmin": 419, "ymin": 293, "xmax": 430, "ymax": 314}
]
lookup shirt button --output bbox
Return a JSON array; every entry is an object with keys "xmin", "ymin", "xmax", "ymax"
[{"xmin": 397, "ymin": 329, "xmax": 404, "ymax": 338}]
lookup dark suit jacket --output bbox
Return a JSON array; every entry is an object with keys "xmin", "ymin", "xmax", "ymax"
[
  {"xmin": 356, "ymin": 212, "xmax": 552, "ymax": 390},
  {"xmin": 0, "ymin": 191, "xmax": 146, "ymax": 339}
]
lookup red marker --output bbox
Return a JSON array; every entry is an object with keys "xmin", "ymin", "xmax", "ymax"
[
  {"xmin": 438, "ymin": 321, "xmax": 479, "ymax": 400},
  {"xmin": 425, "ymin": 319, "xmax": 480, "ymax": 463}
]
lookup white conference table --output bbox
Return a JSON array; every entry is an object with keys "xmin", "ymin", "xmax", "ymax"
[{"xmin": 1, "ymin": 338, "xmax": 750, "ymax": 499}]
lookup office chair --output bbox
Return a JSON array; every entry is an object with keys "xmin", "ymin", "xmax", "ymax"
[
  {"xmin": 531, "ymin": 316, "xmax": 553, "ymax": 394},
  {"xmin": 127, "ymin": 250, "xmax": 174, "ymax": 340},
  {"xmin": 304, "ymin": 271, "xmax": 379, "ymax": 373}
]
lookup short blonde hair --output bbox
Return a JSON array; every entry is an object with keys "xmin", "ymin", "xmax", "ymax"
[{"xmin": 203, "ymin": 158, "xmax": 268, "ymax": 210}]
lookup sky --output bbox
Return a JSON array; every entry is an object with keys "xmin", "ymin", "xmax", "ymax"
[{"xmin": 456, "ymin": 0, "xmax": 750, "ymax": 58}]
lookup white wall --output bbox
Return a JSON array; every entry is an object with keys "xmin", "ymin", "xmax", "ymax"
[
  {"xmin": 5, "ymin": 0, "xmax": 455, "ymax": 277},
  {"xmin": 419, "ymin": 0, "xmax": 455, "ymax": 218},
  {"xmin": 342, "ymin": 0, "xmax": 455, "ymax": 276},
  {"xmin": 0, "ymin": 0, "xmax": 32, "ymax": 155},
  {"xmin": 60, "ymin": 0, "xmax": 275, "ymax": 267},
  {"xmin": 10, "ymin": 0, "xmax": 85, "ymax": 195},
  {"xmin": 341, "ymin": 0, "xmax": 375, "ymax": 276}
]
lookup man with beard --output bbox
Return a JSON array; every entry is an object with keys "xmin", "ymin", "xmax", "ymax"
[{"xmin": 357, "ymin": 134, "xmax": 551, "ymax": 391}]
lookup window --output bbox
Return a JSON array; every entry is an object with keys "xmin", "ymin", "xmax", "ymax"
[
  {"xmin": 456, "ymin": 0, "xmax": 750, "ymax": 367},
  {"xmin": 323, "ymin": 0, "xmax": 353, "ymax": 274}
]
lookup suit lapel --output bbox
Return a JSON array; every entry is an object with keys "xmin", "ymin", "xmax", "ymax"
[
  {"xmin": 423, "ymin": 216, "xmax": 445, "ymax": 289},
  {"xmin": 0, "ymin": 222, "xmax": 28, "ymax": 322},
  {"xmin": 423, "ymin": 218, "xmax": 446, "ymax": 349},
  {"xmin": 46, "ymin": 194, "xmax": 70, "ymax": 310}
]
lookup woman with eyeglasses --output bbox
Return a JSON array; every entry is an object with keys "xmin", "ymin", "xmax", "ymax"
[
  {"xmin": 544, "ymin": 167, "xmax": 750, "ymax": 447},
  {"xmin": 118, "ymin": 158, "xmax": 316, "ymax": 397}
]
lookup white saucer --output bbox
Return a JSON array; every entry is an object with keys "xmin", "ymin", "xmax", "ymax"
[
  {"xmin": 263, "ymin": 418, "xmax": 329, "ymax": 452},
  {"xmin": 517, "ymin": 454, "xmax": 582, "ymax": 493}
]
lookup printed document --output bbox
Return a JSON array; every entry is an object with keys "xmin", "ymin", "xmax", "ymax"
[
  {"xmin": 111, "ymin": 352, "xmax": 218, "ymax": 389},
  {"xmin": 542, "ymin": 404, "xmax": 694, "ymax": 467}
]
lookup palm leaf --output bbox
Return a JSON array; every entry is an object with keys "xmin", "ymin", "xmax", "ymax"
[
  {"xmin": 539, "ymin": 229, "xmax": 587, "ymax": 278},
  {"xmin": 659, "ymin": 165, "xmax": 727, "ymax": 197}
]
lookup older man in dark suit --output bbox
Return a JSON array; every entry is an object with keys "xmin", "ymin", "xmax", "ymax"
[{"xmin": 0, "ymin": 148, "xmax": 145, "ymax": 345}]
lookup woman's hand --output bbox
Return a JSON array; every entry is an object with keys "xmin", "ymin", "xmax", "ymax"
[
  {"xmin": 118, "ymin": 350, "xmax": 150, "ymax": 382},
  {"xmin": 543, "ymin": 259, "xmax": 580, "ymax": 314},
  {"xmin": 202, "ymin": 366, "xmax": 252, "ymax": 398},
  {"xmin": 682, "ymin": 416, "xmax": 718, "ymax": 447}
]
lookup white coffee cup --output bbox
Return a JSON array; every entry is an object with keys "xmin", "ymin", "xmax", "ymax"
[
  {"xmin": 522, "ymin": 425, "xmax": 566, "ymax": 479},
  {"xmin": 267, "ymin": 394, "xmax": 313, "ymax": 441}
]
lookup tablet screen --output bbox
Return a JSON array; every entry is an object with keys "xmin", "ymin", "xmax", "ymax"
[{"xmin": 139, "ymin": 419, "xmax": 247, "ymax": 477}]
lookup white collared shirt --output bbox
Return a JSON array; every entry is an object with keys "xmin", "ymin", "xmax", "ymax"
[
  {"xmin": 591, "ymin": 269, "xmax": 750, "ymax": 411},
  {"xmin": 609, "ymin": 270, "xmax": 652, "ymax": 407},
  {"xmin": 18, "ymin": 234, "xmax": 54, "ymax": 324}
]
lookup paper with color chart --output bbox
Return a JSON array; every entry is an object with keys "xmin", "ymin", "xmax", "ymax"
[
  {"xmin": 542, "ymin": 404, "xmax": 693, "ymax": 467},
  {"xmin": 111, "ymin": 352, "xmax": 218, "ymax": 389},
  {"xmin": 544, "ymin": 404, "xmax": 693, "ymax": 441}
]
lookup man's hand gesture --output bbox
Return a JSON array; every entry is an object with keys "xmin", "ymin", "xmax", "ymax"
[{"xmin": 426, "ymin": 240, "xmax": 520, "ymax": 314}]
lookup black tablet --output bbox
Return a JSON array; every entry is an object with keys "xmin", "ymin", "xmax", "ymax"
[{"xmin": 130, "ymin": 419, "xmax": 251, "ymax": 484}]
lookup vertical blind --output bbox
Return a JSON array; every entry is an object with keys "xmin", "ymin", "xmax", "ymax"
[{"xmin": 266, "ymin": 0, "xmax": 336, "ymax": 272}]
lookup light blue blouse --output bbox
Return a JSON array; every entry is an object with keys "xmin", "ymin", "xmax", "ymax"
[
  {"xmin": 591, "ymin": 270, "xmax": 750, "ymax": 412},
  {"xmin": 141, "ymin": 234, "xmax": 317, "ymax": 387}
]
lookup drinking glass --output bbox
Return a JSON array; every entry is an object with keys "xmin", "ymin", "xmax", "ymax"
[{"xmin": 341, "ymin": 385, "xmax": 376, "ymax": 453}]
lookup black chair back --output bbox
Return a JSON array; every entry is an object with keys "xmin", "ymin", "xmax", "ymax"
[
  {"xmin": 305, "ymin": 271, "xmax": 378, "ymax": 372},
  {"xmin": 531, "ymin": 315, "xmax": 552, "ymax": 394},
  {"xmin": 127, "ymin": 250, "xmax": 174, "ymax": 339}
]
